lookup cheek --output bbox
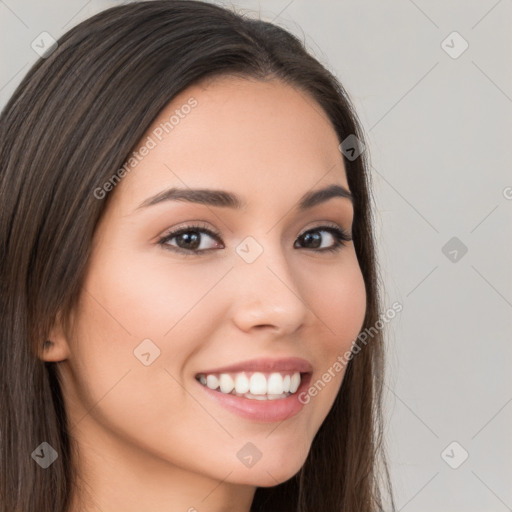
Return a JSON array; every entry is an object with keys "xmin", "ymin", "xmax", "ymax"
[
  {"xmin": 82, "ymin": 244, "xmax": 230, "ymax": 342},
  {"xmin": 305, "ymin": 254, "xmax": 367, "ymax": 354},
  {"xmin": 63, "ymin": 252, "xmax": 218, "ymax": 458},
  {"xmin": 67, "ymin": 246, "xmax": 234, "ymax": 412},
  {"xmin": 325, "ymin": 271, "xmax": 366, "ymax": 341},
  {"xmin": 298, "ymin": 253, "xmax": 366, "ymax": 418}
]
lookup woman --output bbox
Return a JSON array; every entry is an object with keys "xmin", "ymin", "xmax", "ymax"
[{"xmin": 0, "ymin": 1, "xmax": 394, "ymax": 510}]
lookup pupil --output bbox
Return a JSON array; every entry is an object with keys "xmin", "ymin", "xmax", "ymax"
[
  {"xmin": 303, "ymin": 232, "xmax": 321, "ymax": 248},
  {"xmin": 178, "ymin": 231, "xmax": 200, "ymax": 249}
]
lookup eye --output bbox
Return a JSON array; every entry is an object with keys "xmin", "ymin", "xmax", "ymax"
[
  {"xmin": 294, "ymin": 225, "xmax": 352, "ymax": 253},
  {"xmin": 158, "ymin": 222, "xmax": 223, "ymax": 255}
]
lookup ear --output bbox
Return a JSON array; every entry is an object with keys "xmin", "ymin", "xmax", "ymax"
[{"xmin": 38, "ymin": 310, "xmax": 72, "ymax": 362}]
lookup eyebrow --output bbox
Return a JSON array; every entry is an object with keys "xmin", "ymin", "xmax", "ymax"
[{"xmin": 136, "ymin": 183, "xmax": 353, "ymax": 211}]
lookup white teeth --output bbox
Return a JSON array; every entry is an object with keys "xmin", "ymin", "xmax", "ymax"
[
  {"xmin": 282, "ymin": 375, "xmax": 291, "ymax": 393},
  {"xmin": 206, "ymin": 374, "xmax": 219, "ymax": 390},
  {"xmin": 249, "ymin": 372, "xmax": 267, "ymax": 395},
  {"xmin": 267, "ymin": 373, "xmax": 284, "ymax": 395},
  {"xmin": 245, "ymin": 393, "xmax": 267, "ymax": 400},
  {"xmin": 219, "ymin": 374, "xmax": 235, "ymax": 394},
  {"xmin": 289, "ymin": 373, "xmax": 301, "ymax": 393},
  {"xmin": 234, "ymin": 373, "xmax": 250, "ymax": 394},
  {"xmin": 197, "ymin": 371, "xmax": 303, "ymax": 399}
]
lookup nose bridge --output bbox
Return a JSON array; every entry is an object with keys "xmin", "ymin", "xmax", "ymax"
[{"xmin": 230, "ymin": 232, "xmax": 309, "ymax": 333}]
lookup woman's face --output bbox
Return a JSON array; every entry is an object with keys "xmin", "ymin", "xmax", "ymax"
[{"xmin": 53, "ymin": 76, "xmax": 366, "ymax": 491}]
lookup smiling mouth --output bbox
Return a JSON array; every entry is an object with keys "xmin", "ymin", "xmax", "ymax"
[{"xmin": 195, "ymin": 371, "xmax": 307, "ymax": 400}]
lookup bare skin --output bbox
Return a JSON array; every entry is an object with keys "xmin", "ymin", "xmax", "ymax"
[{"xmin": 42, "ymin": 75, "xmax": 367, "ymax": 512}]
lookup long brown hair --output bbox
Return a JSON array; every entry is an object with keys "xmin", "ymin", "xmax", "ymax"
[{"xmin": 0, "ymin": 1, "xmax": 394, "ymax": 510}]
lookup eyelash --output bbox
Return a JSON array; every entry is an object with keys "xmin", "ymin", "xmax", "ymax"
[{"xmin": 157, "ymin": 222, "xmax": 352, "ymax": 256}]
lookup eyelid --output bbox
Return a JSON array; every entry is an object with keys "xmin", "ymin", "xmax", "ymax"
[
  {"xmin": 298, "ymin": 220, "xmax": 352, "ymax": 239},
  {"xmin": 158, "ymin": 220, "xmax": 221, "ymax": 240}
]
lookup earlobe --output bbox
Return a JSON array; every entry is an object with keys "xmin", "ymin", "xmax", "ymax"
[
  {"xmin": 39, "ymin": 313, "xmax": 72, "ymax": 362},
  {"xmin": 39, "ymin": 339, "xmax": 70, "ymax": 362}
]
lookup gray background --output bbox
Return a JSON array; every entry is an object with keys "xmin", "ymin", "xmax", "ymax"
[{"xmin": 1, "ymin": 1, "xmax": 511, "ymax": 510}]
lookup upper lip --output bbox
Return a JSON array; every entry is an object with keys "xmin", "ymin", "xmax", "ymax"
[{"xmin": 196, "ymin": 357, "xmax": 313, "ymax": 375}]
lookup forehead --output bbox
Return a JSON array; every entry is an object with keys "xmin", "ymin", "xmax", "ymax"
[{"xmin": 114, "ymin": 75, "xmax": 348, "ymax": 210}]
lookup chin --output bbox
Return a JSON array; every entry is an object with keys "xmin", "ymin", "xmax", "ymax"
[
  {"xmin": 228, "ymin": 467, "xmax": 299, "ymax": 488},
  {"xmin": 229, "ymin": 447, "xmax": 309, "ymax": 487}
]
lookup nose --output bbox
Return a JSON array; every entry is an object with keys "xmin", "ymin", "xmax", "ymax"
[{"xmin": 229, "ymin": 238, "xmax": 310, "ymax": 336}]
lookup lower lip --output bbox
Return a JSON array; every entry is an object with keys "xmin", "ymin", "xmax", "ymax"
[{"xmin": 196, "ymin": 373, "xmax": 312, "ymax": 422}]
